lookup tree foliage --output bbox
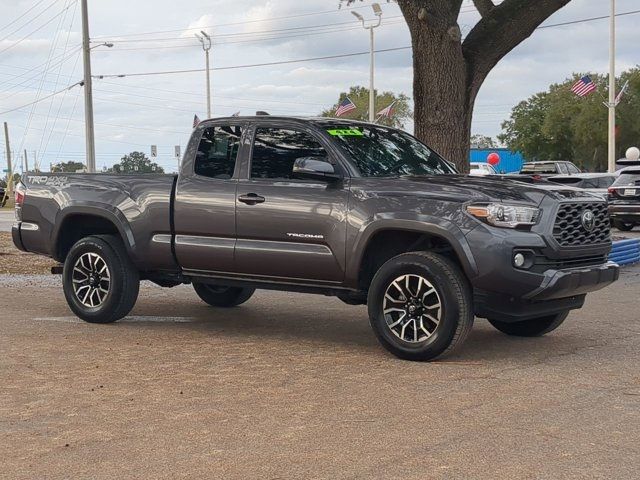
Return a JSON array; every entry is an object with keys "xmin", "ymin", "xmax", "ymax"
[
  {"xmin": 108, "ymin": 151, "xmax": 165, "ymax": 174},
  {"xmin": 499, "ymin": 68, "xmax": 640, "ymax": 171},
  {"xmin": 470, "ymin": 134, "xmax": 498, "ymax": 149},
  {"xmin": 51, "ymin": 161, "xmax": 86, "ymax": 173},
  {"xmin": 321, "ymin": 85, "xmax": 413, "ymax": 129}
]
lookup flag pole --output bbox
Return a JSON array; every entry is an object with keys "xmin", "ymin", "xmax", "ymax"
[{"xmin": 607, "ymin": 0, "xmax": 616, "ymax": 173}]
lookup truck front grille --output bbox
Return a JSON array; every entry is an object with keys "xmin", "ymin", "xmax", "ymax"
[{"xmin": 553, "ymin": 202, "xmax": 610, "ymax": 247}]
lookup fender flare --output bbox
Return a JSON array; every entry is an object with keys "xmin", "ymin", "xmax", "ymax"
[
  {"xmin": 346, "ymin": 217, "xmax": 479, "ymax": 284},
  {"xmin": 51, "ymin": 203, "xmax": 137, "ymax": 261}
]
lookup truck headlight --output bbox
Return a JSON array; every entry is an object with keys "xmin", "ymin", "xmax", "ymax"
[{"xmin": 466, "ymin": 203, "xmax": 541, "ymax": 229}]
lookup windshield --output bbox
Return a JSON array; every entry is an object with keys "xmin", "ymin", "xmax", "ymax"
[{"xmin": 323, "ymin": 124, "xmax": 456, "ymax": 177}]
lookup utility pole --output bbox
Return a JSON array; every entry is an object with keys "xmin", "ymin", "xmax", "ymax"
[
  {"xmin": 23, "ymin": 149, "xmax": 28, "ymax": 172},
  {"xmin": 195, "ymin": 31, "xmax": 212, "ymax": 118},
  {"xmin": 3, "ymin": 122, "xmax": 13, "ymax": 196},
  {"xmin": 81, "ymin": 0, "xmax": 96, "ymax": 172},
  {"xmin": 607, "ymin": 0, "xmax": 616, "ymax": 173},
  {"xmin": 352, "ymin": 4, "xmax": 382, "ymax": 122}
]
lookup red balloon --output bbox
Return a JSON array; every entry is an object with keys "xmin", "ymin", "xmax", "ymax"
[{"xmin": 487, "ymin": 152, "xmax": 500, "ymax": 166}]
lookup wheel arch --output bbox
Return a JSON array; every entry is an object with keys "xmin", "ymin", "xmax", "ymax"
[
  {"xmin": 52, "ymin": 206, "xmax": 136, "ymax": 263},
  {"xmin": 350, "ymin": 221, "xmax": 478, "ymax": 291}
]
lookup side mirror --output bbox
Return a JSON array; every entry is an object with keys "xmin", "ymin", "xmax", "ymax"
[{"xmin": 292, "ymin": 157, "xmax": 340, "ymax": 181}]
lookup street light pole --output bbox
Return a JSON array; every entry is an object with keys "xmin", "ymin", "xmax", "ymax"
[
  {"xmin": 80, "ymin": 0, "xmax": 96, "ymax": 173},
  {"xmin": 196, "ymin": 31, "xmax": 213, "ymax": 118},
  {"xmin": 607, "ymin": 0, "xmax": 616, "ymax": 173},
  {"xmin": 352, "ymin": 4, "xmax": 382, "ymax": 122}
]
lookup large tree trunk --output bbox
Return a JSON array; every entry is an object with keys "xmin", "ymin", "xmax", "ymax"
[
  {"xmin": 396, "ymin": 0, "xmax": 572, "ymax": 173},
  {"xmin": 400, "ymin": 1, "xmax": 473, "ymax": 172}
]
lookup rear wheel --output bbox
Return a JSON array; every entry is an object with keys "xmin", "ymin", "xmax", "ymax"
[
  {"xmin": 614, "ymin": 220, "xmax": 634, "ymax": 231},
  {"xmin": 62, "ymin": 235, "xmax": 139, "ymax": 323},
  {"xmin": 367, "ymin": 251, "xmax": 473, "ymax": 361},
  {"xmin": 193, "ymin": 283, "xmax": 255, "ymax": 307},
  {"xmin": 488, "ymin": 311, "xmax": 569, "ymax": 337}
]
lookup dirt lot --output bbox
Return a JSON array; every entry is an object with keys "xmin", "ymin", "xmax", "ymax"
[
  {"xmin": 0, "ymin": 232, "xmax": 56, "ymax": 274},
  {"xmin": 1, "ymin": 264, "xmax": 639, "ymax": 479}
]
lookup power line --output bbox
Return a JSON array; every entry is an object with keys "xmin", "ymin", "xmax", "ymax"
[
  {"xmin": 91, "ymin": 9, "xmax": 640, "ymax": 80},
  {"xmin": 89, "ymin": 3, "xmax": 408, "ymax": 40},
  {"xmin": 0, "ymin": 81, "xmax": 81, "ymax": 115},
  {"xmin": 538, "ymin": 8, "xmax": 640, "ymax": 29},
  {"xmin": 0, "ymin": 0, "xmax": 49, "ymax": 34},
  {"xmin": 0, "ymin": 0, "xmax": 61, "ymax": 44},
  {"xmin": 102, "ymin": 20, "xmax": 408, "ymax": 51},
  {"xmin": 97, "ymin": 15, "xmax": 406, "ymax": 44},
  {"xmin": 0, "ymin": 1, "xmax": 78, "ymax": 57},
  {"xmin": 93, "ymin": 46, "xmax": 411, "ymax": 79}
]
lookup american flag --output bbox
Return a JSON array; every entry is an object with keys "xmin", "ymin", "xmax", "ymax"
[
  {"xmin": 335, "ymin": 97, "xmax": 357, "ymax": 117},
  {"xmin": 193, "ymin": 114, "xmax": 201, "ymax": 128},
  {"xmin": 571, "ymin": 75, "xmax": 597, "ymax": 97},
  {"xmin": 376, "ymin": 101, "xmax": 396, "ymax": 118}
]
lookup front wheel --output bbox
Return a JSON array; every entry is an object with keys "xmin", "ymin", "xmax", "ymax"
[
  {"xmin": 193, "ymin": 283, "xmax": 255, "ymax": 307},
  {"xmin": 62, "ymin": 235, "xmax": 140, "ymax": 323},
  {"xmin": 488, "ymin": 311, "xmax": 569, "ymax": 337},
  {"xmin": 367, "ymin": 251, "xmax": 474, "ymax": 361}
]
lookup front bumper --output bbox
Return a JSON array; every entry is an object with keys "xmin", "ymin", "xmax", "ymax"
[{"xmin": 465, "ymin": 222, "xmax": 619, "ymax": 322}]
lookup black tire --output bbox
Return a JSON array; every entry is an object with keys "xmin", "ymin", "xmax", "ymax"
[
  {"xmin": 488, "ymin": 311, "xmax": 569, "ymax": 337},
  {"xmin": 62, "ymin": 235, "xmax": 140, "ymax": 324},
  {"xmin": 367, "ymin": 251, "xmax": 473, "ymax": 361},
  {"xmin": 614, "ymin": 220, "xmax": 634, "ymax": 231},
  {"xmin": 193, "ymin": 283, "xmax": 255, "ymax": 307}
]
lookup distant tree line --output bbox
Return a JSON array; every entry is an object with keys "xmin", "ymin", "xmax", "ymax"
[{"xmin": 499, "ymin": 67, "xmax": 640, "ymax": 171}]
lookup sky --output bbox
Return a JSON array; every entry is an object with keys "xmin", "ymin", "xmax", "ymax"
[{"xmin": 0, "ymin": 0, "xmax": 638, "ymax": 173}]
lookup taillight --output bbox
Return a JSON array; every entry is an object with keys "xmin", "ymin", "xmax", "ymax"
[
  {"xmin": 607, "ymin": 187, "xmax": 616, "ymax": 195},
  {"xmin": 14, "ymin": 183, "xmax": 25, "ymax": 221}
]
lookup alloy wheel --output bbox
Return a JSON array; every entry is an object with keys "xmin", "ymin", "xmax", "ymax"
[
  {"xmin": 382, "ymin": 274, "xmax": 442, "ymax": 343},
  {"xmin": 72, "ymin": 252, "xmax": 111, "ymax": 308}
]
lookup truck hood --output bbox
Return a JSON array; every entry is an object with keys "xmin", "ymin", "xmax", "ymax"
[{"xmin": 359, "ymin": 175, "xmax": 601, "ymax": 206}]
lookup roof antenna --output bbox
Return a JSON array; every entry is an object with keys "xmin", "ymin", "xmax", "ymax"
[{"xmin": 256, "ymin": 111, "xmax": 270, "ymax": 116}]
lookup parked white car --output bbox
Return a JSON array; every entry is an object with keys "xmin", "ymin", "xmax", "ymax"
[{"xmin": 469, "ymin": 162, "xmax": 498, "ymax": 176}]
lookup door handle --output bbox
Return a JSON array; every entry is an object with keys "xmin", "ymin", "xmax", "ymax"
[{"xmin": 238, "ymin": 193, "xmax": 265, "ymax": 205}]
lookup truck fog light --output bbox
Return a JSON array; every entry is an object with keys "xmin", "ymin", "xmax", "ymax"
[{"xmin": 514, "ymin": 253, "xmax": 526, "ymax": 268}]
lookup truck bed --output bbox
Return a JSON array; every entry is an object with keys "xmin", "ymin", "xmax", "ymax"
[{"xmin": 17, "ymin": 173, "xmax": 179, "ymax": 272}]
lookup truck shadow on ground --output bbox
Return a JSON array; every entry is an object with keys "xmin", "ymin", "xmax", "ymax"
[{"xmin": 130, "ymin": 290, "xmax": 590, "ymax": 364}]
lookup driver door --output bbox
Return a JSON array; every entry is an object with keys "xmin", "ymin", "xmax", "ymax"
[{"xmin": 235, "ymin": 126, "xmax": 349, "ymax": 283}]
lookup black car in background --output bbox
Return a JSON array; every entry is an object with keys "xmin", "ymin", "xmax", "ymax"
[{"xmin": 608, "ymin": 167, "xmax": 640, "ymax": 231}]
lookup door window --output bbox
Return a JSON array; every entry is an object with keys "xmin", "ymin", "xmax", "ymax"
[
  {"xmin": 557, "ymin": 163, "xmax": 568, "ymax": 174},
  {"xmin": 194, "ymin": 125, "xmax": 243, "ymax": 179},
  {"xmin": 251, "ymin": 128, "xmax": 327, "ymax": 179}
]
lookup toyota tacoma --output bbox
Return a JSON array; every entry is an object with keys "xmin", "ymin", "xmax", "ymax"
[{"xmin": 12, "ymin": 117, "xmax": 619, "ymax": 361}]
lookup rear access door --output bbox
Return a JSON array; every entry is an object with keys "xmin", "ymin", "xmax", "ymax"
[{"xmin": 173, "ymin": 122, "xmax": 246, "ymax": 273}]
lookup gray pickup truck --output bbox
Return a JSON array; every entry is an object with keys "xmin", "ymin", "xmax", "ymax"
[{"xmin": 12, "ymin": 116, "xmax": 619, "ymax": 361}]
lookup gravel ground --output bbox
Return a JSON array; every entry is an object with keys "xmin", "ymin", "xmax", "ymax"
[
  {"xmin": 0, "ymin": 232, "xmax": 56, "ymax": 274},
  {"xmin": 1, "ymin": 266, "xmax": 639, "ymax": 479}
]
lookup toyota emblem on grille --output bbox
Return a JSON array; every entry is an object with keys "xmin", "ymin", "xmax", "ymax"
[{"xmin": 581, "ymin": 209, "xmax": 595, "ymax": 232}]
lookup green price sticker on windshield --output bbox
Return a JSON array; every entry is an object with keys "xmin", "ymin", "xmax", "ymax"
[{"xmin": 326, "ymin": 128, "xmax": 364, "ymax": 136}]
